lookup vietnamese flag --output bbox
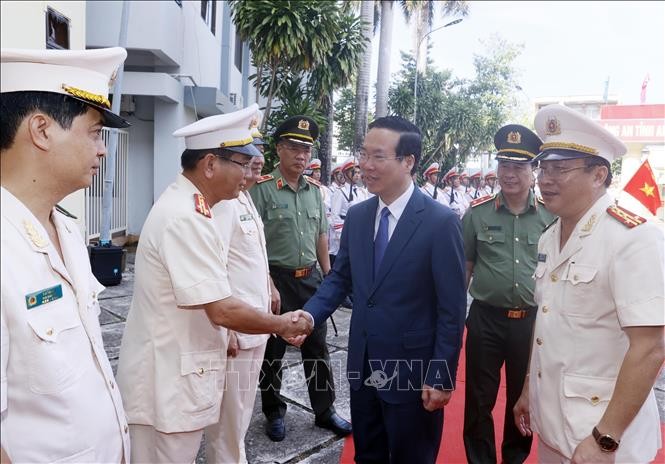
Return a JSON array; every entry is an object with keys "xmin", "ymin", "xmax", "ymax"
[{"xmin": 623, "ymin": 159, "xmax": 662, "ymax": 215}]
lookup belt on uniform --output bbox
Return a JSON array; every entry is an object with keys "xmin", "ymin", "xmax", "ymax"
[
  {"xmin": 476, "ymin": 300, "xmax": 535, "ymax": 319},
  {"xmin": 270, "ymin": 263, "xmax": 316, "ymax": 279}
]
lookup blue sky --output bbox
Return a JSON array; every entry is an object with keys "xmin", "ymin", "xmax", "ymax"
[{"xmin": 370, "ymin": 1, "xmax": 665, "ymax": 105}]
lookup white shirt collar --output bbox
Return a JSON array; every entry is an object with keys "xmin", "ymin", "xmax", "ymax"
[{"xmin": 377, "ymin": 181, "xmax": 414, "ymax": 223}]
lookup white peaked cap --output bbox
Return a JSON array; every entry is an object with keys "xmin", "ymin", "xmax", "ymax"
[
  {"xmin": 1, "ymin": 47, "xmax": 129, "ymax": 128},
  {"xmin": 534, "ymin": 104, "xmax": 626, "ymax": 163},
  {"xmin": 173, "ymin": 103, "xmax": 261, "ymax": 156}
]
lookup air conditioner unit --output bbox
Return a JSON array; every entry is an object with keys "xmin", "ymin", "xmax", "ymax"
[{"xmin": 120, "ymin": 95, "xmax": 135, "ymax": 114}]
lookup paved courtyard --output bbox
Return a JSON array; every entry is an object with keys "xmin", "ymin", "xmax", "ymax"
[{"xmin": 99, "ymin": 247, "xmax": 665, "ymax": 463}]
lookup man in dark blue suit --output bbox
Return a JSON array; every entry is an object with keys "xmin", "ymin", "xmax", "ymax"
[{"xmin": 301, "ymin": 117, "xmax": 467, "ymax": 463}]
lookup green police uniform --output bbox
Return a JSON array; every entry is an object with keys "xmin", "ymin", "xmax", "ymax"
[
  {"xmin": 250, "ymin": 169, "xmax": 328, "ymax": 269},
  {"xmin": 250, "ymin": 115, "xmax": 348, "ymax": 440},
  {"xmin": 462, "ymin": 190, "xmax": 555, "ymax": 308},
  {"xmin": 462, "ymin": 124, "xmax": 555, "ymax": 464}
]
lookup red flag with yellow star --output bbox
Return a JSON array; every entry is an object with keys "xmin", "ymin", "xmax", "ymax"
[{"xmin": 623, "ymin": 160, "xmax": 662, "ymax": 215}]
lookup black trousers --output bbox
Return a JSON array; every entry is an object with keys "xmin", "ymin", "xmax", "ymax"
[
  {"xmin": 259, "ymin": 267, "xmax": 335, "ymax": 419},
  {"xmin": 463, "ymin": 300, "xmax": 535, "ymax": 464}
]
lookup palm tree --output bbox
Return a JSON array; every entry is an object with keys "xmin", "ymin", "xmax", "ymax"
[
  {"xmin": 352, "ymin": 0, "xmax": 375, "ymax": 156},
  {"xmin": 229, "ymin": 0, "xmax": 340, "ymax": 130},
  {"xmin": 309, "ymin": 13, "xmax": 367, "ymax": 182},
  {"xmin": 375, "ymin": 1, "xmax": 394, "ymax": 118}
]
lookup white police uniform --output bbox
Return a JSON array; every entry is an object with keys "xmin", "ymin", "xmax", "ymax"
[
  {"xmin": 0, "ymin": 47, "xmax": 130, "ymax": 463},
  {"xmin": 528, "ymin": 104, "xmax": 664, "ymax": 462},
  {"xmin": 1, "ymin": 190, "xmax": 130, "ymax": 463},
  {"xmin": 206, "ymin": 189, "xmax": 271, "ymax": 463},
  {"xmin": 116, "ymin": 104, "xmax": 262, "ymax": 463}
]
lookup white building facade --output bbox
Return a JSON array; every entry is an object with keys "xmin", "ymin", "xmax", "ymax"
[
  {"xmin": 2, "ymin": 1, "xmax": 259, "ymax": 241},
  {"xmin": 87, "ymin": 0, "xmax": 260, "ymax": 240}
]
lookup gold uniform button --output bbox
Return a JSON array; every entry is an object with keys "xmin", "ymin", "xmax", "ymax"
[
  {"xmin": 198, "ymin": 367, "xmax": 205, "ymax": 375},
  {"xmin": 46, "ymin": 328, "xmax": 54, "ymax": 336},
  {"xmin": 536, "ymin": 337, "xmax": 543, "ymax": 345},
  {"xmin": 590, "ymin": 395, "xmax": 600, "ymax": 405},
  {"xmin": 488, "ymin": 236, "xmax": 493, "ymax": 241},
  {"xmin": 542, "ymin": 305, "xmax": 549, "ymax": 313},
  {"xmin": 550, "ymin": 274, "xmax": 558, "ymax": 282},
  {"xmin": 515, "ymin": 237, "xmax": 519, "ymax": 242}
]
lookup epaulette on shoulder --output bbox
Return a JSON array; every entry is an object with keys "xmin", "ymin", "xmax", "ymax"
[
  {"xmin": 55, "ymin": 204, "xmax": 77, "ymax": 219},
  {"xmin": 193, "ymin": 193, "xmax": 211, "ymax": 218},
  {"xmin": 304, "ymin": 175, "xmax": 321, "ymax": 188},
  {"xmin": 256, "ymin": 174, "xmax": 274, "ymax": 184},
  {"xmin": 470, "ymin": 193, "xmax": 496, "ymax": 208},
  {"xmin": 607, "ymin": 204, "xmax": 646, "ymax": 228}
]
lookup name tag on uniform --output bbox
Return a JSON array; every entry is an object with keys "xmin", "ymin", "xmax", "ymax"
[
  {"xmin": 240, "ymin": 214, "xmax": 253, "ymax": 222},
  {"xmin": 25, "ymin": 284, "xmax": 63, "ymax": 310},
  {"xmin": 271, "ymin": 203, "xmax": 288, "ymax": 210},
  {"xmin": 538, "ymin": 253, "xmax": 547, "ymax": 263},
  {"xmin": 487, "ymin": 225, "xmax": 502, "ymax": 231}
]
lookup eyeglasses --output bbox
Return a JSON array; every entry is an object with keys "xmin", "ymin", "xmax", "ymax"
[
  {"xmin": 218, "ymin": 156, "xmax": 252, "ymax": 172},
  {"xmin": 358, "ymin": 151, "xmax": 406, "ymax": 164},
  {"xmin": 535, "ymin": 165, "xmax": 587, "ymax": 180},
  {"xmin": 281, "ymin": 142, "xmax": 312, "ymax": 155}
]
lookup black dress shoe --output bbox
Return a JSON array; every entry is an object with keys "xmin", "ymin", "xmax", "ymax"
[
  {"xmin": 315, "ymin": 412, "xmax": 352, "ymax": 436},
  {"xmin": 266, "ymin": 417, "xmax": 285, "ymax": 442}
]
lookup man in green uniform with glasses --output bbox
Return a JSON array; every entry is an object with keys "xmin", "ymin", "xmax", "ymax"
[
  {"xmin": 462, "ymin": 124, "xmax": 555, "ymax": 464},
  {"xmin": 251, "ymin": 115, "xmax": 352, "ymax": 442}
]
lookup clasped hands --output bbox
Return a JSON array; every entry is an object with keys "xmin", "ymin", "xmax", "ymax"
[{"xmin": 277, "ymin": 309, "xmax": 313, "ymax": 343}]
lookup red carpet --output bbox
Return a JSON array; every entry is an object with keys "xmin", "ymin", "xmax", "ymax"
[{"xmin": 340, "ymin": 331, "xmax": 665, "ymax": 463}]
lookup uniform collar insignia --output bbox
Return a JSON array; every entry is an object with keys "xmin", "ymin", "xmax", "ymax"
[
  {"xmin": 276, "ymin": 178, "xmax": 284, "ymax": 190},
  {"xmin": 580, "ymin": 213, "xmax": 597, "ymax": 233},
  {"xmin": 23, "ymin": 219, "xmax": 48, "ymax": 248}
]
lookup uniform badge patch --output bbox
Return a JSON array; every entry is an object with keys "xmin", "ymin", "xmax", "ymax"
[
  {"xmin": 194, "ymin": 193, "xmax": 211, "ymax": 218},
  {"xmin": 538, "ymin": 253, "xmax": 547, "ymax": 263},
  {"xmin": 606, "ymin": 205, "xmax": 645, "ymax": 228},
  {"xmin": 256, "ymin": 174, "xmax": 274, "ymax": 184},
  {"xmin": 507, "ymin": 131, "xmax": 521, "ymax": 144},
  {"xmin": 546, "ymin": 116, "xmax": 561, "ymax": 135},
  {"xmin": 25, "ymin": 284, "xmax": 63, "ymax": 309}
]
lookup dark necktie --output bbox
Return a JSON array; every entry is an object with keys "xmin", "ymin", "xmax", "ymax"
[
  {"xmin": 374, "ymin": 207, "xmax": 390, "ymax": 277},
  {"xmin": 349, "ymin": 185, "xmax": 354, "ymax": 201},
  {"xmin": 450, "ymin": 188, "xmax": 455, "ymax": 204}
]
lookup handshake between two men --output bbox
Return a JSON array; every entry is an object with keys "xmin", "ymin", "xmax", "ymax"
[{"xmin": 202, "ymin": 296, "xmax": 314, "ymax": 342}]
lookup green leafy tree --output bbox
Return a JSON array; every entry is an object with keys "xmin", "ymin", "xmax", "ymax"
[
  {"xmin": 231, "ymin": 1, "xmax": 365, "ymax": 183},
  {"xmin": 229, "ymin": 0, "xmax": 340, "ymax": 130},
  {"xmin": 334, "ymin": 87, "xmax": 357, "ymax": 153},
  {"xmin": 388, "ymin": 36, "xmax": 523, "ymax": 177}
]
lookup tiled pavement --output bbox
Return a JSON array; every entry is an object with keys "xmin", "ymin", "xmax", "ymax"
[{"xmin": 100, "ymin": 248, "xmax": 665, "ymax": 463}]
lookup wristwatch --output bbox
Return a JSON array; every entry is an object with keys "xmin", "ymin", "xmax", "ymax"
[{"xmin": 592, "ymin": 426, "xmax": 620, "ymax": 452}]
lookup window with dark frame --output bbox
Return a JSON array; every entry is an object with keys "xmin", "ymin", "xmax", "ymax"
[
  {"xmin": 200, "ymin": 0, "xmax": 216, "ymax": 34},
  {"xmin": 234, "ymin": 32, "xmax": 243, "ymax": 72},
  {"xmin": 46, "ymin": 7, "xmax": 70, "ymax": 50}
]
